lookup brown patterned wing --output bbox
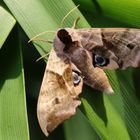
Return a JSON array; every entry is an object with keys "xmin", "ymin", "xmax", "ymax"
[
  {"xmin": 101, "ymin": 28, "xmax": 140, "ymax": 69},
  {"xmin": 73, "ymin": 28, "xmax": 140, "ymax": 70},
  {"xmin": 37, "ymin": 49, "xmax": 83, "ymax": 136}
]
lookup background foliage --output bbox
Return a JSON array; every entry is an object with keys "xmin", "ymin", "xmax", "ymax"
[{"xmin": 0, "ymin": 0, "xmax": 140, "ymax": 140}]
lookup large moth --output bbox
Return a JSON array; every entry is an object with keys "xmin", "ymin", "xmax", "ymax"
[{"xmin": 35, "ymin": 25, "xmax": 140, "ymax": 136}]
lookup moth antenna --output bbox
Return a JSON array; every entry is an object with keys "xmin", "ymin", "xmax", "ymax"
[
  {"xmin": 36, "ymin": 52, "xmax": 50, "ymax": 62},
  {"xmin": 71, "ymin": 17, "xmax": 80, "ymax": 29},
  {"xmin": 28, "ymin": 30, "xmax": 55, "ymax": 43},
  {"xmin": 29, "ymin": 38, "xmax": 53, "ymax": 44},
  {"xmin": 60, "ymin": 5, "xmax": 80, "ymax": 28}
]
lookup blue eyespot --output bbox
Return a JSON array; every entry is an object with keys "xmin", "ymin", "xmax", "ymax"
[
  {"xmin": 93, "ymin": 54, "xmax": 109, "ymax": 67},
  {"xmin": 72, "ymin": 71, "xmax": 81, "ymax": 85}
]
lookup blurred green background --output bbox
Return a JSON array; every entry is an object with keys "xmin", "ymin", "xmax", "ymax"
[{"xmin": 0, "ymin": 0, "xmax": 140, "ymax": 140}]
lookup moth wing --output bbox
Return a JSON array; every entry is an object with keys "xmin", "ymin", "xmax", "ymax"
[
  {"xmin": 37, "ymin": 49, "xmax": 83, "ymax": 136},
  {"xmin": 65, "ymin": 28, "xmax": 140, "ymax": 69}
]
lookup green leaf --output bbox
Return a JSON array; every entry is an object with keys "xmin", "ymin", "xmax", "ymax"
[
  {"xmin": 97, "ymin": 0, "xmax": 140, "ymax": 27},
  {"xmin": 0, "ymin": 2, "xmax": 16, "ymax": 49},
  {"xmin": 64, "ymin": 109, "xmax": 100, "ymax": 140},
  {"xmin": 0, "ymin": 26, "xmax": 29, "ymax": 140}
]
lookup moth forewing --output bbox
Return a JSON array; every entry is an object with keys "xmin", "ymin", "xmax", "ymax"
[
  {"xmin": 37, "ymin": 49, "xmax": 83, "ymax": 136},
  {"xmin": 65, "ymin": 28, "xmax": 140, "ymax": 69}
]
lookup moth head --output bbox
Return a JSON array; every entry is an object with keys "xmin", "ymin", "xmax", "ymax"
[
  {"xmin": 57, "ymin": 29, "xmax": 72, "ymax": 44},
  {"xmin": 91, "ymin": 47, "xmax": 119, "ymax": 69}
]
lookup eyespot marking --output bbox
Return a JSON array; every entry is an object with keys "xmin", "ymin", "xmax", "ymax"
[{"xmin": 92, "ymin": 53, "xmax": 109, "ymax": 67}]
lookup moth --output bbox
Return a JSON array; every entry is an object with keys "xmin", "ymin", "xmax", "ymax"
[
  {"xmin": 29, "ymin": 14, "xmax": 140, "ymax": 136},
  {"xmin": 36, "ymin": 27, "xmax": 140, "ymax": 136}
]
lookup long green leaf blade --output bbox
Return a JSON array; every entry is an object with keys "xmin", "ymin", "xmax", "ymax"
[
  {"xmin": 0, "ymin": 3, "xmax": 16, "ymax": 49},
  {"xmin": 0, "ymin": 26, "xmax": 29, "ymax": 140},
  {"xmin": 97, "ymin": 0, "xmax": 140, "ymax": 27},
  {"xmin": 64, "ymin": 109, "xmax": 100, "ymax": 140}
]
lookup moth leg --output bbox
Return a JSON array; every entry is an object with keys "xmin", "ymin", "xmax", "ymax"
[
  {"xmin": 71, "ymin": 17, "xmax": 80, "ymax": 29},
  {"xmin": 36, "ymin": 52, "xmax": 50, "ymax": 62}
]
